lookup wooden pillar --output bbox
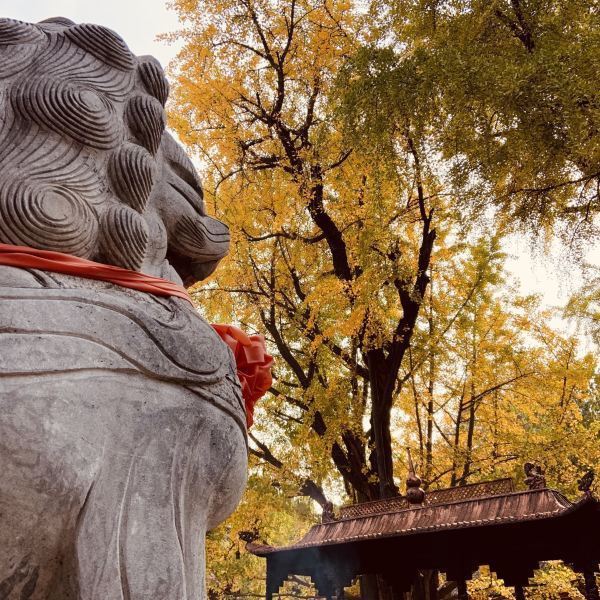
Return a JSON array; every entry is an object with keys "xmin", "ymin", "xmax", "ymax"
[
  {"xmin": 312, "ymin": 573, "xmax": 335, "ymax": 600},
  {"xmin": 583, "ymin": 568, "xmax": 599, "ymax": 600},
  {"xmin": 457, "ymin": 579, "xmax": 468, "ymax": 600},
  {"xmin": 572, "ymin": 561, "xmax": 599, "ymax": 600},
  {"xmin": 447, "ymin": 567, "xmax": 473, "ymax": 600},
  {"xmin": 514, "ymin": 584, "xmax": 526, "ymax": 600},
  {"xmin": 381, "ymin": 570, "xmax": 415, "ymax": 600},
  {"xmin": 265, "ymin": 561, "xmax": 283, "ymax": 600},
  {"xmin": 265, "ymin": 564, "xmax": 273, "ymax": 600}
]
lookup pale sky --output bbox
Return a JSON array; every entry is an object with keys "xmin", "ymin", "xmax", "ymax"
[
  {"xmin": 2, "ymin": 0, "xmax": 599, "ymax": 310},
  {"xmin": 1, "ymin": 0, "xmax": 182, "ymax": 69}
]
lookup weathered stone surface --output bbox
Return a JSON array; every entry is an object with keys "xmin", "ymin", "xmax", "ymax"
[{"xmin": 0, "ymin": 17, "xmax": 247, "ymax": 599}]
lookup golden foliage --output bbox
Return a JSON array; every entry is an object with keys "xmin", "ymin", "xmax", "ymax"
[{"xmin": 165, "ymin": 1, "xmax": 599, "ymax": 597}]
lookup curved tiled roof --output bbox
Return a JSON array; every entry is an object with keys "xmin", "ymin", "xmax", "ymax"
[{"xmin": 250, "ymin": 486, "xmax": 586, "ymax": 556}]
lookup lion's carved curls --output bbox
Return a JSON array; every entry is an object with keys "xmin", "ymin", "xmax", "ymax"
[{"xmin": 0, "ymin": 16, "xmax": 229, "ymax": 285}]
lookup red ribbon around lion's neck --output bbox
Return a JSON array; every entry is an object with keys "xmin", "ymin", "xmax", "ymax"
[{"xmin": 0, "ymin": 242, "xmax": 272, "ymax": 428}]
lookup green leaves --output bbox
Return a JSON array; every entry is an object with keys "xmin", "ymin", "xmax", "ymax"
[{"xmin": 338, "ymin": 0, "xmax": 600, "ymax": 235}]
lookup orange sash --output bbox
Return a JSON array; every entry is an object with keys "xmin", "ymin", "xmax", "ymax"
[{"xmin": 0, "ymin": 242, "xmax": 192, "ymax": 301}]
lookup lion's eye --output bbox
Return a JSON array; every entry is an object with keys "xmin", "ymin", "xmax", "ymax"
[
  {"xmin": 168, "ymin": 179, "xmax": 204, "ymax": 214},
  {"xmin": 168, "ymin": 158, "xmax": 203, "ymax": 198}
]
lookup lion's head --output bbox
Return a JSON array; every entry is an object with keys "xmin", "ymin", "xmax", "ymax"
[{"xmin": 0, "ymin": 16, "xmax": 228, "ymax": 286}]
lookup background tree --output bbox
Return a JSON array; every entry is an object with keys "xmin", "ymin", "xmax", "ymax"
[
  {"xmin": 167, "ymin": 0, "xmax": 441, "ymax": 505},
  {"xmin": 341, "ymin": 0, "xmax": 600, "ymax": 241},
  {"xmin": 399, "ymin": 235, "xmax": 599, "ymax": 495},
  {"xmin": 164, "ymin": 1, "xmax": 600, "ymax": 598}
]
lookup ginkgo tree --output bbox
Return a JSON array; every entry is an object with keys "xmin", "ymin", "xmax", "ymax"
[
  {"xmin": 398, "ymin": 235, "xmax": 599, "ymax": 496},
  {"xmin": 167, "ymin": 0, "xmax": 441, "ymax": 503},
  {"xmin": 164, "ymin": 1, "xmax": 600, "ymax": 598},
  {"xmin": 340, "ymin": 0, "xmax": 600, "ymax": 238},
  {"xmin": 199, "ymin": 230, "xmax": 599, "ymax": 598}
]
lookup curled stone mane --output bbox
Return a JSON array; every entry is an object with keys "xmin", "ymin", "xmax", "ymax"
[{"xmin": 0, "ymin": 16, "xmax": 229, "ymax": 285}]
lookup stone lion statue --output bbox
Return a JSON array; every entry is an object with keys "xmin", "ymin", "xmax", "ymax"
[{"xmin": 0, "ymin": 16, "xmax": 249, "ymax": 599}]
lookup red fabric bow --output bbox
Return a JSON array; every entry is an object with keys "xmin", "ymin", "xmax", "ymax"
[
  {"xmin": 211, "ymin": 324, "xmax": 273, "ymax": 427},
  {"xmin": 0, "ymin": 242, "xmax": 272, "ymax": 428}
]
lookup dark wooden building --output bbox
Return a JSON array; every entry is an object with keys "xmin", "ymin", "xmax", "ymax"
[{"xmin": 248, "ymin": 467, "xmax": 599, "ymax": 600}]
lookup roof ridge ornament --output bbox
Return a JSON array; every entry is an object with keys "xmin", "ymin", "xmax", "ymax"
[
  {"xmin": 524, "ymin": 462, "xmax": 547, "ymax": 490},
  {"xmin": 578, "ymin": 469, "xmax": 595, "ymax": 496},
  {"xmin": 406, "ymin": 448, "xmax": 426, "ymax": 505},
  {"xmin": 321, "ymin": 500, "xmax": 337, "ymax": 523}
]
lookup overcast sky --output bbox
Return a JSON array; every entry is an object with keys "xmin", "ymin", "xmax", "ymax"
[
  {"xmin": 2, "ymin": 0, "xmax": 598, "ymax": 309},
  {"xmin": 1, "ymin": 0, "xmax": 181, "ymax": 68}
]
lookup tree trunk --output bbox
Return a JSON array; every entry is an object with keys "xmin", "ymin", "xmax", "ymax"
[
  {"xmin": 368, "ymin": 351, "xmax": 398, "ymax": 498},
  {"xmin": 425, "ymin": 272, "xmax": 435, "ymax": 483},
  {"xmin": 450, "ymin": 393, "xmax": 464, "ymax": 487}
]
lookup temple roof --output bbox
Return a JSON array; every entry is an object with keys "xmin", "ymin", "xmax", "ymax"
[
  {"xmin": 250, "ymin": 471, "xmax": 600, "ymax": 599},
  {"xmin": 249, "ymin": 480, "xmax": 590, "ymax": 557}
]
